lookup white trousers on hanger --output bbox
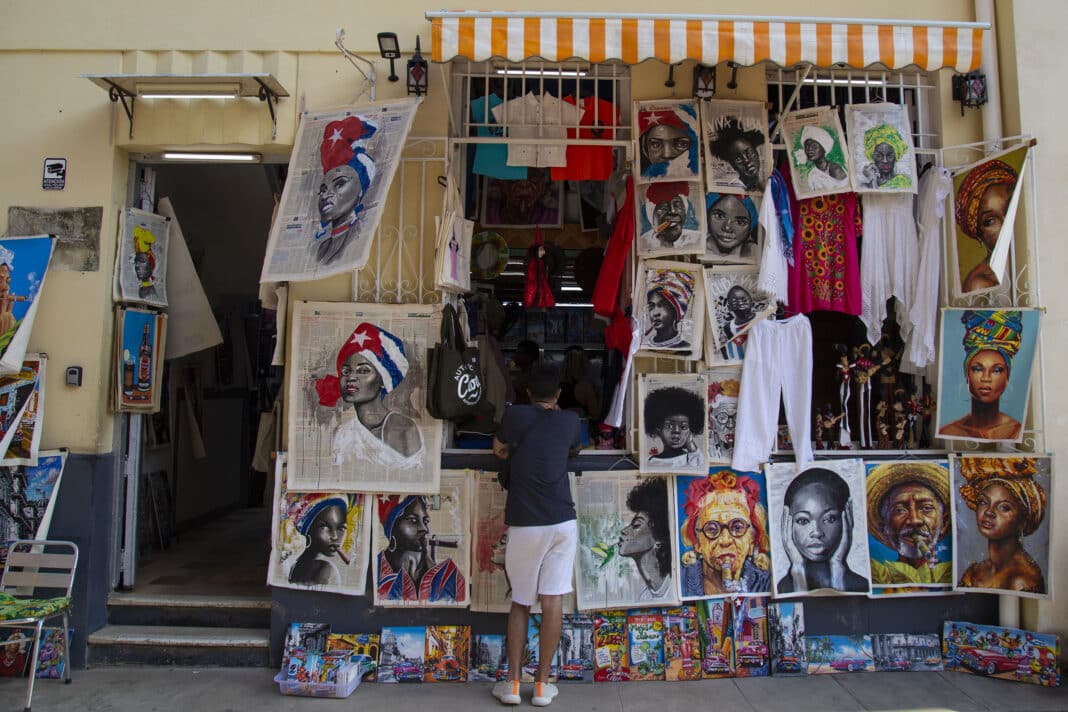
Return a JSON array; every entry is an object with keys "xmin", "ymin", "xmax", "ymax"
[{"xmin": 731, "ymin": 314, "xmax": 814, "ymax": 473}]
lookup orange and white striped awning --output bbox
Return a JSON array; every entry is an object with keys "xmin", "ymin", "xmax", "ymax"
[{"xmin": 428, "ymin": 11, "xmax": 986, "ymax": 73}]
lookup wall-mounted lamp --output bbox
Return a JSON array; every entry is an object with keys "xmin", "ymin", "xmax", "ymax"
[
  {"xmin": 725, "ymin": 61, "xmax": 740, "ymax": 90},
  {"xmin": 407, "ymin": 36, "xmax": 428, "ymax": 96},
  {"xmin": 952, "ymin": 72, "xmax": 988, "ymax": 116},
  {"xmin": 377, "ymin": 32, "xmax": 401, "ymax": 82},
  {"xmin": 693, "ymin": 64, "xmax": 716, "ymax": 99}
]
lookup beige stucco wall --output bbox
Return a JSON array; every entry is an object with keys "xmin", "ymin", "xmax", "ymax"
[{"xmin": 0, "ymin": 2, "xmax": 992, "ymax": 467}]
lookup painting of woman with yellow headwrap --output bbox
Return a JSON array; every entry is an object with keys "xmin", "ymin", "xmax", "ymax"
[
  {"xmin": 844, "ymin": 104, "xmax": 917, "ymax": 194},
  {"xmin": 114, "ymin": 207, "xmax": 169, "ymax": 308},
  {"xmin": 936, "ymin": 309, "xmax": 1040, "ymax": 443},
  {"xmin": 951, "ymin": 455, "xmax": 1051, "ymax": 597},
  {"xmin": 951, "ymin": 145, "xmax": 1029, "ymax": 295}
]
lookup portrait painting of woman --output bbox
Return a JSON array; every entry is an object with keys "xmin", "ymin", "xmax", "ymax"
[
  {"xmin": 372, "ymin": 470, "xmax": 471, "ymax": 607},
  {"xmin": 703, "ymin": 193, "xmax": 760, "ymax": 264},
  {"xmin": 951, "ymin": 146, "xmax": 1028, "ymax": 296},
  {"xmin": 781, "ymin": 109, "xmax": 851, "ymax": 200},
  {"xmin": 638, "ymin": 261, "xmax": 705, "ymax": 358},
  {"xmin": 635, "ymin": 100, "xmax": 701, "ymax": 182},
  {"xmin": 703, "ymin": 267, "xmax": 776, "ymax": 363},
  {"xmin": 115, "ymin": 208, "xmax": 169, "ymax": 308},
  {"xmin": 638, "ymin": 373, "xmax": 709, "ymax": 475},
  {"xmin": 287, "ymin": 302, "xmax": 441, "ymax": 493},
  {"xmin": 844, "ymin": 103, "xmax": 917, "ymax": 194},
  {"xmin": 676, "ymin": 469, "xmax": 772, "ymax": 599},
  {"xmin": 701, "ymin": 100, "xmax": 770, "ymax": 194},
  {"xmin": 767, "ymin": 460, "xmax": 872, "ymax": 597},
  {"xmin": 936, "ymin": 309, "xmax": 1040, "ymax": 443},
  {"xmin": 637, "ymin": 181, "xmax": 705, "ymax": 257},
  {"xmin": 952, "ymin": 455, "xmax": 1050, "ymax": 598}
]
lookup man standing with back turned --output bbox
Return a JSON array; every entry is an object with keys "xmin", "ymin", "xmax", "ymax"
[{"xmin": 491, "ymin": 363, "xmax": 581, "ymax": 707}]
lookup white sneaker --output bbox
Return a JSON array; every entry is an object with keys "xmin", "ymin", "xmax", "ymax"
[
  {"xmin": 492, "ymin": 679, "xmax": 521, "ymax": 705},
  {"xmin": 532, "ymin": 681, "xmax": 559, "ymax": 707}
]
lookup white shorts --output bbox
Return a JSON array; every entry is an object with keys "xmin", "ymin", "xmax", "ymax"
[{"xmin": 504, "ymin": 520, "xmax": 577, "ymax": 606}]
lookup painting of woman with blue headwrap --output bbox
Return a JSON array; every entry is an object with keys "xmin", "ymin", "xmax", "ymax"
[
  {"xmin": 936, "ymin": 309, "xmax": 1041, "ymax": 443},
  {"xmin": 373, "ymin": 471, "xmax": 471, "ymax": 607}
]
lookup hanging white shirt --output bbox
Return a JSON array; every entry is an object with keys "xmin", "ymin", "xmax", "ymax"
[
  {"xmin": 901, "ymin": 166, "xmax": 952, "ymax": 375},
  {"xmin": 756, "ymin": 186, "xmax": 788, "ymax": 303},
  {"xmin": 859, "ymin": 193, "xmax": 918, "ymax": 346},
  {"xmin": 492, "ymin": 92, "xmax": 582, "ymax": 168}
]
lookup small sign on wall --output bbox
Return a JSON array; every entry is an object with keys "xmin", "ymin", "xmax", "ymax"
[{"xmin": 42, "ymin": 158, "xmax": 67, "ymax": 190}]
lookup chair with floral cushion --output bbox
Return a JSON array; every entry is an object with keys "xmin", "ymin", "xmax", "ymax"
[{"xmin": 0, "ymin": 540, "xmax": 77, "ymax": 712}]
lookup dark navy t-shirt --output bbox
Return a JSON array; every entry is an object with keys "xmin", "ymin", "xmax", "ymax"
[{"xmin": 497, "ymin": 405, "xmax": 580, "ymax": 527}]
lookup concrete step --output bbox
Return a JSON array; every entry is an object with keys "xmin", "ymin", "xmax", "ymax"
[
  {"xmin": 87, "ymin": 625, "xmax": 270, "ymax": 667},
  {"xmin": 106, "ymin": 592, "xmax": 271, "ymax": 629}
]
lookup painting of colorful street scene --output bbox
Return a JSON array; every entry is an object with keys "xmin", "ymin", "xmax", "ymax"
[
  {"xmin": 943, "ymin": 621, "xmax": 1060, "ymax": 687},
  {"xmin": 871, "ymin": 633, "xmax": 943, "ymax": 672},
  {"xmin": 805, "ymin": 635, "xmax": 875, "ymax": 674}
]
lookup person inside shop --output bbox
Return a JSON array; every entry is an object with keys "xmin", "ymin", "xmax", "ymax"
[
  {"xmin": 680, "ymin": 470, "xmax": 771, "ymax": 596},
  {"xmin": 866, "ymin": 462, "xmax": 952, "ymax": 585},
  {"xmin": 705, "ymin": 193, "xmax": 758, "ymax": 259},
  {"xmin": 708, "ymin": 118, "xmax": 766, "ymax": 192},
  {"xmin": 638, "ymin": 108, "xmax": 700, "ymax": 179},
  {"xmin": 796, "ymin": 125, "xmax": 848, "ymax": 191},
  {"xmin": 376, "ymin": 495, "xmax": 466, "ymax": 602},
  {"xmin": 315, "ymin": 115, "xmax": 377, "ymax": 265},
  {"xmin": 491, "ymin": 363, "xmax": 581, "ymax": 707},
  {"xmin": 619, "ymin": 477, "xmax": 674, "ymax": 602},
  {"xmin": 645, "ymin": 269, "xmax": 694, "ymax": 349},
  {"xmin": 643, "ymin": 386, "xmax": 704, "ymax": 467},
  {"xmin": 939, "ymin": 310, "xmax": 1023, "ymax": 441},
  {"xmin": 954, "ymin": 159, "xmax": 1018, "ymax": 293},
  {"xmin": 557, "ymin": 345, "xmax": 600, "ymax": 419},
  {"xmin": 509, "ymin": 340, "xmax": 540, "ymax": 405},
  {"xmin": 288, "ymin": 494, "xmax": 349, "ymax": 586},
  {"xmin": 858, "ymin": 124, "xmax": 912, "ymax": 190},
  {"xmin": 957, "ymin": 457, "xmax": 1046, "ymax": 593},
  {"xmin": 314, "ymin": 322, "xmax": 423, "ymax": 468},
  {"xmin": 778, "ymin": 467, "xmax": 868, "ymax": 594}
]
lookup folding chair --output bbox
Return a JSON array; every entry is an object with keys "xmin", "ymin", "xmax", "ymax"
[{"xmin": 0, "ymin": 540, "xmax": 78, "ymax": 712}]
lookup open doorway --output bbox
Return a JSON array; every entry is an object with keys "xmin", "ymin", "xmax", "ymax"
[{"xmin": 130, "ymin": 162, "xmax": 281, "ymax": 598}]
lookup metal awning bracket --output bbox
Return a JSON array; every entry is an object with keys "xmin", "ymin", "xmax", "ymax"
[
  {"xmin": 103, "ymin": 79, "xmax": 136, "ymax": 139},
  {"xmin": 255, "ymin": 77, "xmax": 280, "ymax": 140}
]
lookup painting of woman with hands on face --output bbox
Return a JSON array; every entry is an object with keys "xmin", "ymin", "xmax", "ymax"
[{"xmin": 768, "ymin": 460, "xmax": 871, "ymax": 596}]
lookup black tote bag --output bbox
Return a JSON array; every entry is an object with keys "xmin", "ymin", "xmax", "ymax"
[{"xmin": 427, "ymin": 304, "xmax": 484, "ymax": 420}]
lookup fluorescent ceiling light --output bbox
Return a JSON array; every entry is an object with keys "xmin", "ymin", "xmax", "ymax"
[
  {"xmin": 495, "ymin": 69, "xmax": 587, "ymax": 77},
  {"xmin": 137, "ymin": 83, "xmax": 241, "ymax": 99},
  {"xmin": 160, "ymin": 152, "xmax": 261, "ymax": 162},
  {"xmin": 560, "ymin": 285, "xmax": 584, "ymax": 292}
]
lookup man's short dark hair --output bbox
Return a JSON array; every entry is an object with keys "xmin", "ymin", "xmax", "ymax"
[{"xmin": 527, "ymin": 363, "xmax": 560, "ymax": 401}]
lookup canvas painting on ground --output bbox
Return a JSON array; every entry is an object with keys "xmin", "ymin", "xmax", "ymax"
[
  {"xmin": 557, "ymin": 614, "xmax": 594, "ymax": 683},
  {"xmin": 950, "ymin": 455, "xmax": 1051, "ymax": 599},
  {"xmin": 806, "ymin": 635, "xmax": 874, "ymax": 674},
  {"xmin": 844, "ymin": 103, "xmax": 918, "ymax": 194},
  {"xmin": 372, "ymin": 470, "xmax": 470, "ymax": 607},
  {"xmin": 268, "ymin": 454, "xmax": 372, "ymax": 597},
  {"xmin": 871, "ymin": 634, "xmax": 943, "ymax": 672},
  {"xmin": 0, "ymin": 236, "xmax": 55, "ymax": 375},
  {"xmin": 326, "ymin": 633, "xmax": 380, "ymax": 681},
  {"xmin": 701, "ymin": 99, "xmax": 770, "ymax": 195},
  {"xmin": 523, "ymin": 614, "xmax": 560, "ymax": 683},
  {"xmin": 637, "ymin": 373, "xmax": 708, "ymax": 475},
  {"xmin": 943, "ymin": 621, "xmax": 1060, "ymax": 686},
  {"xmin": 780, "ymin": 108, "xmax": 851, "ymax": 200},
  {"xmin": 703, "ymin": 267, "xmax": 776, "ymax": 363},
  {"xmin": 675, "ymin": 468, "xmax": 772, "ymax": 599},
  {"xmin": 664, "ymin": 606, "xmax": 703, "ymax": 681},
  {"xmin": 637, "ymin": 260, "xmax": 706, "ymax": 359},
  {"xmin": 936, "ymin": 309, "xmax": 1039, "ymax": 444},
  {"xmin": 768, "ymin": 601, "xmax": 806, "ymax": 676},
  {"xmin": 766, "ymin": 459, "xmax": 872, "ymax": 597},
  {"xmin": 287, "ymin": 301, "xmax": 441, "ymax": 493},
  {"xmin": 113, "ymin": 207, "xmax": 169, "ymax": 308},
  {"xmin": 470, "ymin": 634, "xmax": 506, "ymax": 682},
  {"xmin": 424, "ymin": 625, "xmax": 470, "ymax": 682},
  {"xmin": 260, "ymin": 97, "xmax": 421, "ymax": 282},
  {"xmin": 593, "ymin": 611, "xmax": 629, "ymax": 682},
  {"xmin": 866, "ymin": 461, "xmax": 953, "ymax": 589},
  {"xmin": 731, "ymin": 596, "xmax": 769, "ymax": 677},
  {"xmin": 696, "ymin": 598, "xmax": 734, "ymax": 678},
  {"xmin": 628, "ymin": 609, "xmax": 665, "ymax": 681},
  {"xmin": 574, "ymin": 472, "xmax": 680, "ymax": 610},
  {"xmin": 378, "ymin": 626, "xmax": 426, "ymax": 683}
]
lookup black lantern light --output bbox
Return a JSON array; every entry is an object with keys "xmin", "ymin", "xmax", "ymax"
[
  {"xmin": 952, "ymin": 72, "xmax": 988, "ymax": 116},
  {"xmin": 407, "ymin": 36, "xmax": 428, "ymax": 96},
  {"xmin": 377, "ymin": 32, "xmax": 401, "ymax": 82}
]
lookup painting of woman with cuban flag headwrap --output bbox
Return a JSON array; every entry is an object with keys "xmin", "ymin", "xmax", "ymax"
[
  {"xmin": 936, "ymin": 308, "xmax": 1041, "ymax": 443},
  {"xmin": 260, "ymin": 98, "xmax": 421, "ymax": 283},
  {"xmin": 287, "ymin": 301, "xmax": 442, "ymax": 493},
  {"xmin": 372, "ymin": 471, "xmax": 471, "ymax": 607}
]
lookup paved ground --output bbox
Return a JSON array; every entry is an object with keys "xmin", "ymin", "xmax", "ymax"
[{"xmin": 1, "ymin": 666, "xmax": 1067, "ymax": 712}]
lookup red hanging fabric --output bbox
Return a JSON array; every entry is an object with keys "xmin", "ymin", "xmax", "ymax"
[
  {"xmin": 591, "ymin": 176, "xmax": 635, "ymax": 318},
  {"xmin": 523, "ymin": 226, "xmax": 555, "ymax": 308}
]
